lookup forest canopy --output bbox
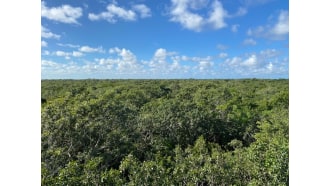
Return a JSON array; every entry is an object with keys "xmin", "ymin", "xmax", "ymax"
[{"xmin": 41, "ymin": 79, "xmax": 288, "ymax": 185}]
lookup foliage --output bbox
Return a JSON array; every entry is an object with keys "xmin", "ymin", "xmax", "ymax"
[{"xmin": 42, "ymin": 79, "xmax": 288, "ymax": 185}]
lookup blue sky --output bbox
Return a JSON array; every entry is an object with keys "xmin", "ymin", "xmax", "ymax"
[{"xmin": 41, "ymin": 0, "xmax": 288, "ymax": 79}]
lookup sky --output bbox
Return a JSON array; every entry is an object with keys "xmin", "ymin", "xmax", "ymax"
[{"xmin": 41, "ymin": 0, "xmax": 289, "ymax": 79}]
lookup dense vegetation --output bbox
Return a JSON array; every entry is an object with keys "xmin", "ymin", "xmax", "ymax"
[{"xmin": 41, "ymin": 79, "xmax": 288, "ymax": 185}]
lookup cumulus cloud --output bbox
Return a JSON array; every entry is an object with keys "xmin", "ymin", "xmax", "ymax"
[
  {"xmin": 42, "ymin": 50, "xmax": 50, "ymax": 56},
  {"xmin": 54, "ymin": 51, "xmax": 71, "ymax": 59},
  {"xmin": 57, "ymin": 43, "xmax": 80, "ymax": 48},
  {"xmin": 191, "ymin": 56, "xmax": 212, "ymax": 62},
  {"xmin": 119, "ymin": 48, "xmax": 136, "ymax": 62},
  {"xmin": 107, "ymin": 47, "xmax": 143, "ymax": 73},
  {"xmin": 41, "ymin": 40, "xmax": 47, "ymax": 47},
  {"xmin": 42, "ymin": 60, "xmax": 59, "ymax": 70},
  {"xmin": 196, "ymin": 60, "xmax": 214, "ymax": 73},
  {"xmin": 41, "ymin": 26, "xmax": 60, "ymax": 39},
  {"xmin": 41, "ymin": 1, "xmax": 83, "ymax": 24},
  {"xmin": 243, "ymin": 38, "xmax": 257, "ymax": 45},
  {"xmin": 72, "ymin": 51, "xmax": 83, "ymax": 57},
  {"xmin": 89, "ymin": 4, "xmax": 135, "ymax": 22},
  {"xmin": 53, "ymin": 50, "xmax": 84, "ymax": 59},
  {"xmin": 247, "ymin": 10, "xmax": 288, "ymax": 40},
  {"xmin": 142, "ymin": 48, "xmax": 191, "ymax": 75},
  {"xmin": 169, "ymin": 0, "xmax": 227, "ymax": 32},
  {"xmin": 260, "ymin": 49, "xmax": 280, "ymax": 58},
  {"xmin": 55, "ymin": 51, "xmax": 69, "ymax": 57},
  {"xmin": 79, "ymin": 46, "xmax": 105, "ymax": 53},
  {"xmin": 154, "ymin": 48, "xmax": 167, "ymax": 60},
  {"xmin": 118, "ymin": 49, "xmax": 140, "ymax": 72},
  {"xmin": 42, "ymin": 47, "xmax": 287, "ymax": 79},
  {"xmin": 149, "ymin": 48, "xmax": 171, "ymax": 70},
  {"xmin": 207, "ymin": 0, "xmax": 227, "ymax": 29},
  {"xmin": 173, "ymin": 54, "xmax": 215, "ymax": 74},
  {"xmin": 266, "ymin": 62, "xmax": 273, "ymax": 71},
  {"xmin": 42, "ymin": 60, "xmax": 76, "ymax": 75},
  {"xmin": 271, "ymin": 10, "xmax": 289, "ymax": 36},
  {"xmin": 88, "ymin": 3, "xmax": 151, "ymax": 23},
  {"xmin": 132, "ymin": 4, "xmax": 152, "ymax": 18},
  {"xmin": 109, "ymin": 47, "xmax": 121, "ymax": 54},
  {"xmin": 42, "ymin": 60, "xmax": 83, "ymax": 78},
  {"xmin": 220, "ymin": 48, "xmax": 287, "ymax": 76},
  {"xmin": 242, "ymin": 54, "xmax": 257, "ymax": 66}
]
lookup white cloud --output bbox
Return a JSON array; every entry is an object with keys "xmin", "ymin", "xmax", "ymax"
[
  {"xmin": 118, "ymin": 50, "xmax": 140, "ymax": 72},
  {"xmin": 41, "ymin": 26, "xmax": 60, "ymax": 39},
  {"xmin": 220, "ymin": 49, "xmax": 287, "ymax": 76},
  {"xmin": 169, "ymin": 0, "xmax": 204, "ymax": 32},
  {"xmin": 247, "ymin": 10, "xmax": 288, "ymax": 40},
  {"xmin": 271, "ymin": 10, "xmax": 289, "ymax": 36},
  {"xmin": 178, "ymin": 55, "xmax": 213, "ymax": 64},
  {"xmin": 41, "ymin": 1, "xmax": 83, "ymax": 24},
  {"xmin": 42, "ymin": 50, "xmax": 50, "ymax": 56},
  {"xmin": 224, "ymin": 57, "xmax": 242, "ymax": 67},
  {"xmin": 147, "ymin": 48, "xmax": 190, "ymax": 75},
  {"xmin": 95, "ymin": 58, "xmax": 117, "ymax": 70},
  {"xmin": 72, "ymin": 51, "xmax": 83, "ymax": 57},
  {"xmin": 207, "ymin": 0, "xmax": 227, "ymax": 29},
  {"xmin": 107, "ymin": 47, "xmax": 143, "ymax": 73},
  {"xmin": 260, "ymin": 49, "xmax": 280, "ymax": 58},
  {"xmin": 41, "ymin": 40, "xmax": 47, "ymax": 47},
  {"xmin": 169, "ymin": 0, "xmax": 227, "ymax": 32},
  {"xmin": 169, "ymin": 61, "xmax": 181, "ymax": 71},
  {"xmin": 181, "ymin": 55, "xmax": 189, "ymax": 61},
  {"xmin": 54, "ymin": 51, "xmax": 71, "ymax": 59},
  {"xmin": 55, "ymin": 51, "xmax": 69, "ymax": 57},
  {"xmin": 154, "ymin": 48, "xmax": 167, "ymax": 61},
  {"xmin": 153, "ymin": 48, "xmax": 177, "ymax": 60},
  {"xmin": 109, "ymin": 47, "xmax": 121, "ymax": 54},
  {"xmin": 57, "ymin": 43, "xmax": 80, "ymax": 48},
  {"xmin": 243, "ymin": 38, "xmax": 257, "ymax": 45},
  {"xmin": 42, "ymin": 60, "xmax": 82, "ymax": 77},
  {"xmin": 132, "ymin": 4, "xmax": 151, "ymax": 18},
  {"xmin": 42, "ymin": 47, "xmax": 287, "ymax": 78},
  {"xmin": 89, "ymin": 3, "xmax": 151, "ymax": 23},
  {"xmin": 177, "ymin": 55, "xmax": 215, "ymax": 74},
  {"xmin": 79, "ymin": 46, "xmax": 105, "ymax": 53},
  {"xmin": 150, "ymin": 48, "xmax": 170, "ymax": 69},
  {"xmin": 191, "ymin": 56, "xmax": 212, "ymax": 62},
  {"xmin": 88, "ymin": 5, "xmax": 135, "ymax": 22},
  {"xmin": 119, "ymin": 48, "xmax": 137, "ymax": 62},
  {"xmin": 266, "ymin": 62, "xmax": 273, "ymax": 71},
  {"xmin": 53, "ymin": 50, "xmax": 84, "ymax": 59},
  {"xmin": 41, "ymin": 60, "xmax": 57, "ymax": 67},
  {"xmin": 242, "ymin": 54, "xmax": 257, "ymax": 66},
  {"xmin": 197, "ymin": 61, "xmax": 214, "ymax": 73}
]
